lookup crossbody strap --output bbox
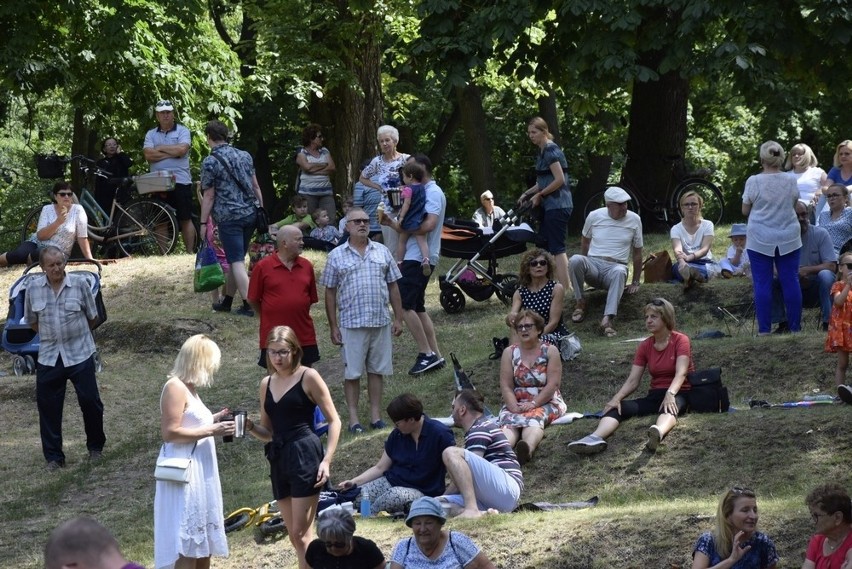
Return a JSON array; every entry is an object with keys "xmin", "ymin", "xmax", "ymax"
[
  {"xmin": 161, "ymin": 440, "xmax": 198, "ymax": 459},
  {"xmin": 210, "ymin": 151, "xmax": 258, "ymax": 206}
]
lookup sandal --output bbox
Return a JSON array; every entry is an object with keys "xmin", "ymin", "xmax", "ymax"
[
  {"xmin": 602, "ymin": 326, "xmax": 617, "ymax": 338},
  {"xmin": 571, "ymin": 307, "xmax": 586, "ymax": 323}
]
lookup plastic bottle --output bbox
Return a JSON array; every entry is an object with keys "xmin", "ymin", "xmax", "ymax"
[
  {"xmin": 803, "ymin": 394, "xmax": 835, "ymax": 402},
  {"xmin": 360, "ymin": 487, "xmax": 371, "ymax": 518}
]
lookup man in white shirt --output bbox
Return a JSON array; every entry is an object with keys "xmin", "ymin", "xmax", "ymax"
[{"xmin": 568, "ymin": 186, "xmax": 644, "ymax": 337}]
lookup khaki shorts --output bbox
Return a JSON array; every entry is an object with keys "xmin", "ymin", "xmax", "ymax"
[{"xmin": 340, "ymin": 326, "xmax": 393, "ymax": 379}]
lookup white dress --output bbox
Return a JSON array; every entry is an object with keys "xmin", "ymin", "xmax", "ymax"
[{"xmin": 154, "ymin": 386, "xmax": 228, "ymax": 569}]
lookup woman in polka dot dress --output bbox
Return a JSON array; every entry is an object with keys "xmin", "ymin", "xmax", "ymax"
[{"xmin": 506, "ymin": 248, "xmax": 568, "ymax": 346}]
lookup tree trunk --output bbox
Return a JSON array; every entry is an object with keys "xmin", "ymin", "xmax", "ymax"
[
  {"xmin": 455, "ymin": 83, "xmax": 495, "ymax": 202},
  {"xmin": 537, "ymin": 92, "xmax": 560, "ymax": 145}
]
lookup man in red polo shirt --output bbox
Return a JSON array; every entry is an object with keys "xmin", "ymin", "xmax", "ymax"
[{"xmin": 247, "ymin": 224, "xmax": 320, "ymax": 367}]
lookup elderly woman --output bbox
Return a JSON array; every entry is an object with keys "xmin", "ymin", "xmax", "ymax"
[
  {"xmin": 818, "ymin": 183, "xmax": 852, "ymax": 257},
  {"xmin": 692, "ymin": 487, "xmax": 778, "ymax": 569},
  {"xmin": 671, "ymin": 190, "xmax": 715, "ymax": 290},
  {"xmin": 519, "ymin": 117, "xmax": 572, "ymax": 292},
  {"xmin": 472, "ymin": 190, "xmax": 505, "ymax": 229},
  {"xmin": 506, "ymin": 249, "xmax": 567, "ymax": 346},
  {"xmin": 802, "ymin": 483, "xmax": 852, "ymax": 569},
  {"xmin": 786, "ymin": 143, "xmax": 828, "ymax": 219},
  {"xmin": 389, "ymin": 496, "xmax": 495, "ymax": 569},
  {"xmin": 297, "ymin": 123, "xmax": 337, "ymax": 224},
  {"xmin": 742, "ymin": 140, "xmax": 802, "ymax": 335},
  {"xmin": 359, "ymin": 125, "xmax": 410, "ymax": 249},
  {"xmin": 0, "ymin": 181, "xmax": 94, "ymax": 267},
  {"xmin": 154, "ymin": 335, "xmax": 234, "ymax": 569},
  {"xmin": 305, "ymin": 508, "xmax": 384, "ymax": 569},
  {"xmin": 568, "ymin": 297, "xmax": 694, "ymax": 454},
  {"xmin": 498, "ymin": 309, "xmax": 566, "ymax": 465}
]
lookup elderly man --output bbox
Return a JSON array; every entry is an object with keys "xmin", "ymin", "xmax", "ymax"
[
  {"xmin": 569, "ymin": 186, "xmax": 644, "ymax": 337},
  {"xmin": 25, "ymin": 246, "xmax": 105, "ymax": 471},
  {"xmin": 247, "ymin": 224, "xmax": 319, "ymax": 367},
  {"xmin": 472, "ymin": 190, "xmax": 506, "ymax": 229},
  {"xmin": 143, "ymin": 99, "xmax": 195, "ymax": 252},
  {"xmin": 773, "ymin": 200, "xmax": 837, "ymax": 333},
  {"xmin": 322, "ymin": 207, "xmax": 404, "ymax": 433},
  {"xmin": 441, "ymin": 389, "xmax": 522, "ymax": 519},
  {"xmin": 45, "ymin": 516, "xmax": 145, "ymax": 569},
  {"xmin": 200, "ymin": 120, "xmax": 264, "ymax": 317}
]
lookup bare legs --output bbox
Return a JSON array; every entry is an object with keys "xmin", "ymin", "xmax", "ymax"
[
  {"xmin": 589, "ymin": 414, "xmax": 677, "ymax": 441},
  {"xmin": 174, "ymin": 555, "xmax": 210, "ymax": 569},
  {"xmin": 836, "ymin": 350, "xmax": 849, "ymax": 387},
  {"xmin": 180, "ymin": 219, "xmax": 196, "ymax": 253},
  {"xmin": 278, "ymin": 494, "xmax": 319, "ymax": 569},
  {"xmin": 501, "ymin": 426, "xmax": 545, "ymax": 456},
  {"xmin": 344, "ymin": 373, "xmax": 384, "ymax": 427},
  {"xmin": 442, "ymin": 447, "xmax": 483, "ymax": 518},
  {"xmin": 403, "ymin": 309, "xmax": 441, "ymax": 357}
]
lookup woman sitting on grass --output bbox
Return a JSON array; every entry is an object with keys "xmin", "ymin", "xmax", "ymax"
[
  {"xmin": 691, "ymin": 487, "xmax": 778, "ymax": 569},
  {"xmin": 505, "ymin": 248, "xmax": 567, "ymax": 346},
  {"xmin": 567, "ymin": 297, "xmax": 693, "ymax": 454},
  {"xmin": 802, "ymin": 483, "xmax": 852, "ymax": 569}
]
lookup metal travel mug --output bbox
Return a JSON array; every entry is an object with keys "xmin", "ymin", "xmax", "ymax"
[
  {"xmin": 222, "ymin": 412, "xmax": 234, "ymax": 443},
  {"xmin": 234, "ymin": 410, "xmax": 247, "ymax": 438}
]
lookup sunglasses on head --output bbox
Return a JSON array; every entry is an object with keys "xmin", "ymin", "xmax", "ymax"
[
  {"xmin": 156, "ymin": 99, "xmax": 172, "ymax": 107},
  {"xmin": 649, "ymin": 298, "xmax": 666, "ymax": 307},
  {"xmin": 730, "ymin": 486, "xmax": 754, "ymax": 495}
]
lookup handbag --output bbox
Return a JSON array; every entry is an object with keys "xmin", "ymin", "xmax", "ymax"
[
  {"xmin": 642, "ymin": 250, "xmax": 672, "ymax": 283},
  {"xmin": 686, "ymin": 367, "xmax": 730, "ymax": 413},
  {"xmin": 154, "ymin": 442, "xmax": 197, "ymax": 483},
  {"xmin": 559, "ymin": 333, "xmax": 582, "ymax": 361},
  {"xmin": 194, "ymin": 240, "xmax": 225, "ymax": 293},
  {"xmin": 209, "ymin": 152, "xmax": 267, "ymax": 234}
]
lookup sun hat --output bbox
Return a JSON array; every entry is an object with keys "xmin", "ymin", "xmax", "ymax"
[
  {"xmin": 405, "ymin": 496, "xmax": 446, "ymax": 527},
  {"xmin": 604, "ymin": 186, "xmax": 631, "ymax": 203},
  {"xmin": 155, "ymin": 100, "xmax": 174, "ymax": 112},
  {"xmin": 729, "ymin": 223, "xmax": 747, "ymax": 238}
]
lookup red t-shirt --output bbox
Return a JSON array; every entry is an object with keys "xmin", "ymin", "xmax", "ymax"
[
  {"xmin": 633, "ymin": 330, "xmax": 694, "ymax": 391},
  {"xmin": 247, "ymin": 254, "xmax": 318, "ymax": 348},
  {"xmin": 805, "ymin": 531, "xmax": 852, "ymax": 569}
]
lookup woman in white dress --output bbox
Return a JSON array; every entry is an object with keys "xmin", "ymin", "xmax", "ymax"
[
  {"xmin": 785, "ymin": 143, "xmax": 828, "ymax": 221},
  {"xmin": 154, "ymin": 335, "xmax": 235, "ymax": 569},
  {"xmin": 670, "ymin": 190, "xmax": 715, "ymax": 290}
]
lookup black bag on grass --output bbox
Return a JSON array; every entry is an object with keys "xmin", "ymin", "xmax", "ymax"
[{"xmin": 686, "ymin": 367, "xmax": 730, "ymax": 413}]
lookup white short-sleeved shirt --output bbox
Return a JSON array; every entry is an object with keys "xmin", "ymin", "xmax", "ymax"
[
  {"xmin": 670, "ymin": 219, "xmax": 715, "ymax": 261},
  {"xmin": 582, "ymin": 208, "xmax": 643, "ymax": 263},
  {"xmin": 143, "ymin": 123, "xmax": 192, "ymax": 184},
  {"xmin": 790, "ymin": 167, "xmax": 827, "ymax": 202},
  {"xmin": 742, "ymin": 172, "xmax": 801, "ymax": 256}
]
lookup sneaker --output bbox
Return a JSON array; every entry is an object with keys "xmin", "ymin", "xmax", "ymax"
[
  {"xmin": 408, "ymin": 353, "xmax": 442, "ymax": 375},
  {"xmin": 838, "ymin": 385, "xmax": 852, "ymax": 405},
  {"xmin": 370, "ymin": 420, "xmax": 387, "ymax": 430},
  {"xmin": 421, "ymin": 259, "xmax": 432, "ymax": 277},
  {"xmin": 720, "ymin": 269, "xmax": 733, "ymax": 279},
  {"xmin": 88, "ymin": 450, "xmax": 103, "ymax": 463},
  {"xmin": 46, "ymin": 461, "xmax": 64, "ymax": 472},
  {"xmin": 773, "ymin": 322, "xmax": 790, "ymax": 334},
  {"xmin": 348, "ymin": 424, "xmax": 365, "ymax": 434},
  {"xmin": 647, "ymin": 425, "xmax": 662, "ymax": 451},
  {"xmin": 235, "ymin": 306, "xmax": 255, "ymax": 317},
  {"xmin": 212, "ymin": 301, "xmax": 232, "ymax": 313},
  {"xmin": 567, "ymin": 434, "xmax": 607, "ymax": 454}
]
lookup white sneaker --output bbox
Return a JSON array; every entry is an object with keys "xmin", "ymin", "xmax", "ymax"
[
  {"xmin": 647, "ymin": 425, "xmax": 663, "ymax": 451},
  {"xmin": 567, "ymin": 434, "xmax": 607, "ymax": 454}
]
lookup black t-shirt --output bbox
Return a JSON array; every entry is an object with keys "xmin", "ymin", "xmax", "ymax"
[{"xmin": 304, "ymin": 535, "xmax": 385, "ymax": 569}]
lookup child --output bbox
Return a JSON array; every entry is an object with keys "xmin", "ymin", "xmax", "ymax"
[
  {"xmin": 309, "ymin": 208, "xmax": 341, "ymax": 245},
  {"xmin": 826, "ymin": 251, "xmax": 852, "ymax": 404},
  {"xmin": 719, "ymin": 223, "xmax": 750, "ymax": 278},
  {"xmin": 271, "ymin": 195, "xmax": 315, "ymax": 236},
  {"xmin": 395, "ymin": 161, "xmax": 431, "ymax": 275},
  {"xmin": 338, "ymin": 197, "xmax": 354, "ymax": 234}
]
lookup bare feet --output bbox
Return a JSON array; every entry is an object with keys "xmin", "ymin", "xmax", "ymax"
[{"xmin": 456, "ymin": 508, "xmax": 484, "ymax": 519}]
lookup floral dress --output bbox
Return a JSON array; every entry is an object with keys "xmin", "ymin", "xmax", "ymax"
[
  {"xmin": 498, "ymin": 344, "xmax": 566, "ymax": 429},
  {"xmin": 825, "ymin": 281, "xmax": 852, "ymax": 352}
]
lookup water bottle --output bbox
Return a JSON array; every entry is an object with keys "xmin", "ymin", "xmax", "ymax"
[
  {"xmin": 803, "ymin": 394, "xmax": 835, "ymax": 402},
  {"xmin": 360, "ymin": 487, "xmax": 371, "ymax": 518}
]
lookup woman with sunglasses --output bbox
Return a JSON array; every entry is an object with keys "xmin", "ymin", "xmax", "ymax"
[
  {"xmin": 671, "ymin": 190, "xmax": 715, "ymax": 290},
  {"xmin": 305, "ymin": 507, "xmax": 384, "ymax": 569},
  {"xmin": 568, "ymin": 297, "xmax": 693, "ymax": 454},
  {"xmin": 691, "ymin": 487, "xmax": 778, "ymax": 569},
  {"xmin": 818, "ymin": 184, "xmax": 852, "ymax": 257},
  {"xmin": 0, "ymin": 181, "xmax": 94, "ymax": 267},
  {"xmin": 802, "ymin": 483, "xmax": 852, "ymax": 569},
  {"xmin": 497, "ymin": 308, "xmax": 566, "ymax": 465},
  {"xmin": 506, "ymin": 248, "xmax": 567, "ymax": 346},
  {"xmin": 244, "ymin": 325, "xmax": 342, "ymax": 569}
]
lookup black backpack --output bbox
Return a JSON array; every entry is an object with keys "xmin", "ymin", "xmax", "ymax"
[{"xmin": 686, "ymin": 368, "xmax": 730, "ymax": 413}]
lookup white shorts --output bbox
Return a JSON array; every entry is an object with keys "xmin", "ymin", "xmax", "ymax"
[{"xmin": 340, "ymin": 326, "xmax": 393, "ymax": 379}]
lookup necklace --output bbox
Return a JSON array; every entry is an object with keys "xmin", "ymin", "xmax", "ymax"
[{"xmin": 826, "ymin": 529, "xmax": 850, "ymax": 551}]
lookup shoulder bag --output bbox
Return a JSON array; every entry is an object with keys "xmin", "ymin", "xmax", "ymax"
[
  {"xmin": 209, "ymin": 152, "xmax": 269, "ymax": 234},
  {"xmin": 154, "ymin": 441, "xmax": 198, "ymax": 484},
  {"xmin": 642, "ymin": 250, "xmax": 672, "ymax": 283},
  {"xmin": 686, "ymin": 367, "xmax": 730, "ymax": 413}
]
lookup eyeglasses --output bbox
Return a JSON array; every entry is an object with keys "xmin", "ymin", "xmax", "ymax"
[
  {"xmin": 827, "ymin": 193, "xmax": 844, "ymax": 199},
  {"xmin": 811, "ymin": 511, "xmax": 832, "ymax": 523},
  {"xmin": 515, "ymin": 323, "xmax": 535, "ymax": 331},
  {"xmin": 268, "ymin": 349, "xmax": 291, "ymax": 358},
  {"xmin": 348, "ymin": 218, "xmax": 370, "ymax": 225},
  {"xmin": 529, "ymin": 259, "xmax": 548, "ymax": 267},
  {"xmin": 56, "ymin": 192, "xmax": 74, "ymax": 197},
  {"xmin": 324, "ymin": 541, "xmax": 347, "ymax": 549},
  {"xmin": 681, "ymin": 202, "xmax": 700, "ymax": 208}
]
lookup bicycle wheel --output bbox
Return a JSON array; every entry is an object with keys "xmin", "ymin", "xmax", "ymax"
[
  {"xmin": 582, "ymin": 188, "xmax": 641, "ymax": 220},
  {"xmin": 20, "ymin": 205, "xmax": 44, "ymax": 241},
  {"xmin": 116, "ymin": 199, "xmax": 177, "ymax": 256},
  {"xmin": 673, "ymin": 178, "xmax": 725, "ymax": 226}
]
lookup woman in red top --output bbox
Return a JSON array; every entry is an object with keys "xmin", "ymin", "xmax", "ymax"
[
  {"xmin": 802, "ymin": 483, "xmax": 852, "ymax": 569},
  {"xmin": 568, "ymin": 297, "xmax": 693, "ymax": 454}
]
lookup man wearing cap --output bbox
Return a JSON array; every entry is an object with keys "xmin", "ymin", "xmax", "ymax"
[
  {"xmin": 568, "ymin": 186, "xmax": 643, "ymax": 337},
  {"xmin": 771, "ymin": 200, "xmax": 836, "ymax": 332},
  {"xmin": 440, "ymin": 389, "xmax": 522, "ymax": 518},
  {"xmin": 472, "ymin": 190, "xmax": 505, "ymax": 229},
  {"xmin": 143, "ymin": 99, "xmax": 195, "ymax": 252}
]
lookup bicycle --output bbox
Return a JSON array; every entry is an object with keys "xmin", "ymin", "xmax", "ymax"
[
  {"xmin": 582, "ymin": 155, "xmax": 725, "ymax": 227},
  {"xmin": 22, "ymin": 155, "xmax": 178, "ymax": 257},
  {"xmin": 223, "ymin": 500, "xmax": 287, "ymax": 543}
]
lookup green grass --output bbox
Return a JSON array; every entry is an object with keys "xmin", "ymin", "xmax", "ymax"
[{"xmin": 0, "ymin": 229, "xmax": 847, "ymax": 568}]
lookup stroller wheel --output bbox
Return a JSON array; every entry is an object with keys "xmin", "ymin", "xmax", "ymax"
[
  {"xmin": 12, "ymin": 356, "xmax": 26, "ymax": 377},
  {"xmin": 494, "ymin": 274, "xmax": 519, "ymax": 305},
  {"xmin": 440, "ymin": 287, "xmax": 466, "ymax": 314},
  {"xmin": 24, "ymin": 355, "xmax": 35, "ymax": 375}
]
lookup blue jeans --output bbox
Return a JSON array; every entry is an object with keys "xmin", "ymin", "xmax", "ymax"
[
  {"xmin": 750, "ymin": 248, "xmax": 802, "ymax": 333},
  {"xmin": 771, "ymin": 269, "xmax": 834, "ymax": 325}
]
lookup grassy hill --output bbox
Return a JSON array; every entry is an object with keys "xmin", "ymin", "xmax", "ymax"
[{"xmin": 0, "ymin": 234, "xmax": 847, "ymax": 568}]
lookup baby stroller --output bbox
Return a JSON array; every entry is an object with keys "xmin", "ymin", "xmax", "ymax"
[
  {"xmin": 2, "ymin": 259, "xmax": 106, "ymax": 376},
  {"xmin": 438, "ymin": 204, "xmax": 534, "ymax": 314}
]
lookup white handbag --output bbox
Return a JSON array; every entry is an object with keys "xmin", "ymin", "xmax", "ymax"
[{"xmin": 154, "ymin": 442, "xmax": 197, "ymax": 484}]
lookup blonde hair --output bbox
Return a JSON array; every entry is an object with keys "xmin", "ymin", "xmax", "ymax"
[
  {"xmin": 644, "ymin": 298, "xmax": 676, "ymax": 331},
  {"xmin": 759, "ymin": 141, "xmax": 785, "ymax": 169},
  {"xmin": 265, "ymin": 326, "xmax": 303, "ymax": 374},
  {"xmin": 713, "ymin": 487, "xmax": 757, "ymax": 559},
  {"xmin": 833, "ymin": 140, "xmax": 852, "ymax": 168},
  {"xmin": 785, "ymin": 143, "xmax": 818, "ymax": 170},
  {"xmin": 169, "ymin": 334, "xmax": 221, "ymax": 388},
  {"xmin": 527, "ymin": 117, "xmax": 554, "ymax": 140}
]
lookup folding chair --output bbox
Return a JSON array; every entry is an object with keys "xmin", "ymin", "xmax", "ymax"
[{"xmin": 715, "ymin": 301, "xmax": 755, "ymax": 336}]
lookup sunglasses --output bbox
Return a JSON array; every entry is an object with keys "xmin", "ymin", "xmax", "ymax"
[
  {"xmin": 844, "ymin": 263, "xmax": 852, "ymax": 270},
  {"xmin": 324, "ymin": 541, "xmax": 347, "ymax": 549},
  {"xmin": 529, "ymin": 259, "xmax": 548, "ymax": 267},
  {"xmin": 515, "ymin": 323, "xmax": 535, "ymax": 331},
  {"xmin": 731, "ymin": 486, "xmax": 755, "ymax": 495},
  {"xmin": 156, "ymin": 99, "xmax": 172, "ymax": 107},
  {"xmin": 56, "ymin": 192, "xmax": 74, "ymax": 197},
  {"xmin": 348, "ymin": 218, "xmax": 370, "ymax": 225},
  {"xmin": 649, "ymin": 298, "xmax": 666, "ymax": 307}
]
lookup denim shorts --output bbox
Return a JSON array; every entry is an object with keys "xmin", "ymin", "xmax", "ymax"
[{"xmin": 217, "ymin": 214, "xmax": 255, "ymax": 263}]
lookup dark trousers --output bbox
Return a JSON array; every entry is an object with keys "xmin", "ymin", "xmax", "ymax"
[{"xmin": 36, "ymin": 354, "xmax": 105, "ymax": 463}]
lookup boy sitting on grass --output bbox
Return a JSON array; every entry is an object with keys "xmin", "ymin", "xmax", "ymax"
[
  {"xmin": 309, "ymin": 208, "xmax": 341, "ymax": 245},
  {"xmin": 270, "ymin": 195, "xmax": 315, "ymax": 236}
]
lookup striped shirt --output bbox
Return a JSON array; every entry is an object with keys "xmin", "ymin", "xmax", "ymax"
[{"xmin": 465, "ymin": 416, "xmax": 524, "ymax": 489}]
